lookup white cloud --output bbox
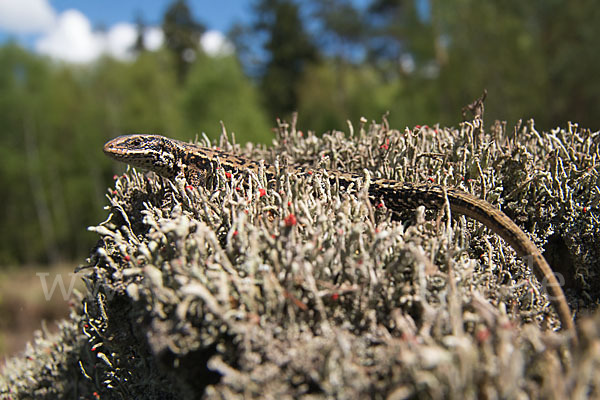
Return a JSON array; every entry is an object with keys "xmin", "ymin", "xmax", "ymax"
[
  {"xmin": 0, "ymin": 0, "xmax": 56, "ymax": 34},
  {"xmin": 30, "ymin": 6, "xmax": 231, "ymax": 63},
  {"xmin": 35, "ymin": 9, "xmax": 165, "ymax": 63},
  {"xmin": 105, "ymin": 23, "xmax": 137, "ymax": 61},
  {"xmin": 144, "ymin": 27, "xmax": 164, "ymax": 51},
  {"xmin": 200, "ymin": 30, "xmax": 234, "ymax": 57},
  {"xmin": 36, "ymin": 10, "xmax": 103, "ymax": 63}
]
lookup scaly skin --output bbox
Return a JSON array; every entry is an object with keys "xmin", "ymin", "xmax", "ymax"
[{"xmin": 104, "ymin": 134, "xmax": 577, "ymax": 342}]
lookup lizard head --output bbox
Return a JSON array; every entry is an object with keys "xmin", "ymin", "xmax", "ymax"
[{"xmin": 103, "ymin": 134, "xmax": 183, "ymax": 178}]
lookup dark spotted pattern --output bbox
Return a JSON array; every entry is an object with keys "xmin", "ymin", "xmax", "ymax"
[{"xmin": 103, "ymin": 134, "xmax": 576, "ymax": 340}]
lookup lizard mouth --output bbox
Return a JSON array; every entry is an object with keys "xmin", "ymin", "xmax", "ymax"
[
  {"xmin": 103, "ymin": 135, "xmax": 143, "ymax": 159},
  {"xmin": 103, "ymin": 140, "xmax": 116, "ymax": 155},
  {"xmin": 103, "ymin": 140, "xmax": 122, "ymax": 160}
]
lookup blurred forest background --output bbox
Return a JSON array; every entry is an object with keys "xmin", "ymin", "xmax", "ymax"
[{"xmin": 1, "ymin": 0, "xmax": 599, "ymax": 267}]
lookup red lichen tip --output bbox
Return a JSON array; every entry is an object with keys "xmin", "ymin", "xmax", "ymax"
[{"xmin": 284, "ymin": 214, "xmax": 297, "ymax": 227}]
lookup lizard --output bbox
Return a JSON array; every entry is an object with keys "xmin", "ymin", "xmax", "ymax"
[{"xmin": 103, "ymin": 133, "xmax": 577, "ymax": 342}]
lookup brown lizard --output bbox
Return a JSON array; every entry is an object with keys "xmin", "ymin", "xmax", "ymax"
[{"xmin": 104, "ymin": 134, "xmax": 577, "ymax": 342}]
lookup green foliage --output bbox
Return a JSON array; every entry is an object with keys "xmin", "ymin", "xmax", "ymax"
[
  {"xmin": 0, "ymin": 44, "xmax": 271, "ymax": 265},
  {"xmin": 90, "ymin": 51, "xmax": 183, "ymax": 135},
  {"xmin": 252, "ymin": 0, "xmax": 320, "ymax": 119},
  {"xmin": 181, "ymin": 54, "xmax": 272, "ymax": 143},
  {"xmin": 534, "ymin": 0, "xmax": 600, "ymax": 128},
  {"xmin": 367, "ymin": 0, "xmax": 435, "ymax": 64},
  {"xmin": 309, "ymin": 0, "xmax": 366, "ymax": 60},
  {"xmin": 0, "ymin": 44, "xmax": 86, "ymax": 264},
  {"xmin": 432, "ymin": 1, "xmax": 549, "ymax": 126},
  {"xmin": 162, "ymin": 0, "xmax": 205, "ymax": 82},
  {"xmin": 305, "ymin": 0, "xmax": 600, "ymax": 130},
  {"xmin": 2, "ymin": 0, "xmax": 600, "ymax": 265},
  {"xmin": 296, "ymin": 61, "xmax": 401, "ymax": 131}
]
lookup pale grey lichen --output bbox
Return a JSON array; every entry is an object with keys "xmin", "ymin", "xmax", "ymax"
[{"xmin": 2, "ymin": 116, "xmax": 599, "ymax": 399}]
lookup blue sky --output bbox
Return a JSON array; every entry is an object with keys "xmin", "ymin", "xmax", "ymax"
[
  {"xmin": 0, "ymin": 1, "xmax": 258, "ymax": 58},
  {"xmin": 0, "ymin": 0, "xmax": 266, "ymax": 62},
  {"xmin": 44, "ymin": 0, "xmax": 382, "ymax": 31},
  {"xmin": 47, "ymin": 0, "xmax": 254, "ymax": 32},
  {"xmin": 0, "ymin": 0, "xmax": 426, "ymax": 63}
]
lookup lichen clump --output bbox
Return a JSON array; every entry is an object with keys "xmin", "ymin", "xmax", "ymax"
[{"xmin": 2, "ymin": 117, "xmax": 600, "ymax": 399}]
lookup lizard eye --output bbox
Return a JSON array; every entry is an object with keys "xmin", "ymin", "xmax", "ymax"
[{"xmin": 128, "ymin": 138, "xmax": 142, "ymax": 147}]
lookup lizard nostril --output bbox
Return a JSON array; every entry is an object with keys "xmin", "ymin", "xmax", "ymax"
[{"xmin": 103, "ymin": 141, "xmax": 114, "ymax": 154}]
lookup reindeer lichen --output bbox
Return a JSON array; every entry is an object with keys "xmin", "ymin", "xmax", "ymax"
[{"xmin": 2, "ymin": 117, "xmax": 599, "ymax": 399}]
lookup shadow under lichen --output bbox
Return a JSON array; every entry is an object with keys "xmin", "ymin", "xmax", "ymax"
[{"xmin": 2, "ymin": 117, "xmax": 600, "ymax": 399}]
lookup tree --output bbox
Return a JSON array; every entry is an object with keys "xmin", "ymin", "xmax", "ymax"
[
  {"xmin": 0, "ymin": 45, "xmax": 185, "ymax": 265},
  {"xmin": 162, "ymin": 0, "xmax": 205, "ymax": 82},
  {"xmin": 309, "ymin": 0, "xmax": 366, "ymax": 62},
  {"xmin": 366, "ymin": 0, "xmax": 436, "ymax": 72},
  {"xmin": 181, "ymin": 53, "xmax": 272, "ymax": 144},
  {"xmin": 431, "ymin": 1, "xmax": 548, "ymax": 126},
  {"xmin": 535, "ymin": 0, "xmax": 600, "ymax": 128},
  {"xmin": 296, "ymin": 60, "xmax": 401, "ymax": 133},
  {"xmin": 252, "ymin": 0, "xmax": 320, "ymax": 119},
  {"xmin": 91, "ymin": 51, "xmax": 182, "ymax": 135},
  {"xmin": 132, "ymin": 13, "xmax": 147, "ymax": 54}
]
